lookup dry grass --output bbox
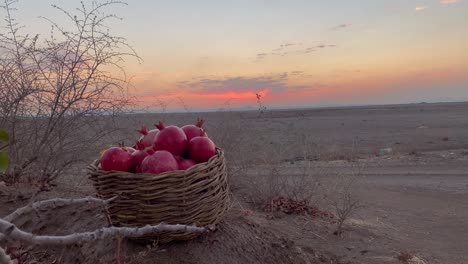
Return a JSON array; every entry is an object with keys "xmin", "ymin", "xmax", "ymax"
[
  {"xmin": 240, "ymin": 135, "xmax": 324, "ymax": 208},
  {"xmin": 206, "ymin": 111, "xmax": 364, "ymax": 234},
  {"xmin": 213, "ymin": 117, "xmax": 363, "ymax": 230},
  {"xmin": 397, "ymin": 251, "xmax": 428, "ymax": 264}
]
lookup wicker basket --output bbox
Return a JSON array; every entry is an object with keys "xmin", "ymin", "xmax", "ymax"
[{"xmin": 87, "ymin": 148, "xmax": 230, "ymax": 243}]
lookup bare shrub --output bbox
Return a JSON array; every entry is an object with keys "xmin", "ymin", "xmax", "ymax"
[
  {"xmin": 205, "ymin": 112, "xmax": 253, "ymax": 190},
  {"xmin": 0, "ymin": 0, "xmax": 139, "ymax": 187},
  {"xmin": 255, "ymin": 92, "xmax": 267, "ymax": 116},
  {"xmin": 210, "ymin": 103, "xmax": 364, "ymax": 225},
  {"xmin": 239, "ymin": 133, "xmax": 325, "ymax": 213},
  {"xmin": 325, "ymin": 164, "xmax": 363, "ymax": 235}
]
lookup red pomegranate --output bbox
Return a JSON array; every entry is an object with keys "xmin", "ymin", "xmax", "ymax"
[
  {"xmin": 141, "ymin": 150, "xmax": 178, "ymax": 174},
  {"xmin": 153, "ymin": 121, "xmax": 188, "ymax": 156},
  {"xmin": 100, "ymin": 147, "xmax": 132, "ymax": 172},
  {"xmin": 188, "ymin": 136, "xmax": 216, "ymax": 163},
  {"xmin": 182, "ymin": 118, "xmax": 206, "ymax": 141}
]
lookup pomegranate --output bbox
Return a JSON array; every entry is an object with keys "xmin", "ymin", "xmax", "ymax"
[
  {"xmin": 153, "ymin": 121, "xmax": 187, "ymax": 156},
  {"xmin": 182, "ymin": 118, "xmax": 206, "ymax": 141},
  {"xmin": 188, "ymin": 136, "xmax": 216, "ymax": 163},
  {"xmin": 141, "ymin": 150, "xmax": 178, "ymax": 174},
  {"xmin": 177, "ymin": 157, "xmax": 197, "ymax": 170},
  {"xmin": 130, "ymin": 142, "xmax": 151, "ymax": 173},
  {"xmin": 137, "ymin": 125, "xmax": 159, "ymax": 148},
  {"xmin": 100, "ymin": 147, "xmax": 132, "ymax": 172}
]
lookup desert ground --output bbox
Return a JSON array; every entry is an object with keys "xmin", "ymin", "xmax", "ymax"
[{"xmin": 1, "ymin": 101, "xmax": 467, "ymax": 264}]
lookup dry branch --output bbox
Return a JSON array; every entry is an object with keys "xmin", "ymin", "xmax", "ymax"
[
  {"xmin": 0, "ymin": 218, "xmax": 205, "ymax": 246},
  {"xmin": 0, "ymin": 196, "xmax": 206, "ymax": 246},
  {"xmin": 0, "ymin": 196, "xmax": 117, "ymax": 242},
  {"xmin": 4, "ymin": 196, "xmax": 116, "ymax": 223}
]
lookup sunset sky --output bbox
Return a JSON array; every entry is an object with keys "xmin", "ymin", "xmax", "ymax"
[{"xmin": 13, "ymin": 0, "xmax": 468, "ymax": 111}]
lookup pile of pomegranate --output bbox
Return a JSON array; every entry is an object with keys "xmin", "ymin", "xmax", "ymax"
[{"xmin": 99, "ymin": 119, "xmax": 216, "ymax": 174}]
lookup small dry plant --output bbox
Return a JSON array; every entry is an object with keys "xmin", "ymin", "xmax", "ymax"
[
  {"xmin": 239, "ymin": 133, "xmax": 326, "ymax": 216},
  {"xmin": 325, "ymin": 164, "xmax": 363, "ymax": 235},
  {"xmin": 205, "ymin": 113, "xmax": 254, "ymax": 190}
]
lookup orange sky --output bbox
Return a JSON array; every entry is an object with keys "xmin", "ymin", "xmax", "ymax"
[
  {"xmin": 122, "ymin": 0, "xmax": 468, "ymax": 110},
  {"xmin": 19, "ymin": 0, "xmax": 467, "ymax": 111}
]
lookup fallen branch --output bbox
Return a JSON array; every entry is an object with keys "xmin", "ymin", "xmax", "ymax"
[
  {"xmin": 4, "ymin": 196, "xmax": 117, "ymax": 223},
  {"xmin": 0, "ymin": 196, "xmax": 117, "ymax": 242},
  {"xmin": 0, "ymin": 218, "xmax": 206, "ymax": 246},
  {"xmin": 0, "ymin": 246, "xmax": 13, "ymax": 264}
]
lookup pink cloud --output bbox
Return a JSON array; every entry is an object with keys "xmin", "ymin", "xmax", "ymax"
[
  {"xmin": 415, "ymin": 6, "xmax": 429, "ymax": 11},
  {"xmin": 440, "ymin": 0, "xmax": 459, "ymax": 4}
]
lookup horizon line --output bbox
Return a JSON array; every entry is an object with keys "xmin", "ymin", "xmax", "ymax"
[{"xmin": 127, "ymin": 100, "xmax": 468, "ymax": 114}]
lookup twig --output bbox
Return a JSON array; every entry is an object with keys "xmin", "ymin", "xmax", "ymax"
[
  {"xmin": 0, "ymin": 218, "xmax": 205, "ymax": 245},
  {"xmin": 309, "ymin": 230, "xmax": 326, "ymax": 241},
  {"xmin": 116, "ymin": 236, "xmax": 122, "ymax": 264},
  {"xmin": 0, "ymin": 246, "xmax": 13, "ymax": 264},
  {"xmin": 103, "ymin": 205, "xmax": 113, "ymax": 227}
]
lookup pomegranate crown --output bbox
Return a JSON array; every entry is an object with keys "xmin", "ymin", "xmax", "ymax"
[
  {"xmin": 196, "ymin": 118, "xmax": 204, "ymax": 128},
  {"xmin": 137, "ymin": 125, "xmax": 148, "ymax": 135},
  {"xmin": 155, "ymin": 121, "xmax": 165, "ymax": 130},
  {"xmin": 135, "ymin": 141, "xmax": 146, "ymax": 151}
]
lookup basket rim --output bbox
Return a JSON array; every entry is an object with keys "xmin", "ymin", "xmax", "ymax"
[{"xmin": 88, "ymin": 147, "xmax": 225, "ymax": 179}]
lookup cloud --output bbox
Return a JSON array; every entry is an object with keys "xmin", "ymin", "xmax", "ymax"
[
  {"xmin": 256, "ymin": 53, "xmax": 268, "ymax": 59},
  {"xmin": 415, "ymin": 6, "xmax": 429, "ymax": 11},
  {"xmin": 316, "ymin": 44, "xmax": 336, "ymax": 48},
  {"xmin": 256, "ymin": 43, "xmax": 336, "ymax": 60},
  {"xmin": 290, "ymin": 71, "xmax": 304, "ymax": 76},
  {"xmin": 440, "ymin": 0, "xmax": 459, "ymax": 4},
  {"xmin": 177, "ymin": 73, "xmax": 308, "ymax": 94},
  {"xmin": 331, "ymin": 23, "xmax": 351, "ymax": 30},
  {"xmin": 179, "ymin": 74, "xmax": 288, "ymax": 93},
  {"xmin": 280, "ymin": 43, "xmax": 301, "ymax": 47}
]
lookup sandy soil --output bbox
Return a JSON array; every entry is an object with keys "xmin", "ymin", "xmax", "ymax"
[{"xmin": 1, "ymin": 102, "xmax": 467, "ymax": 263}]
